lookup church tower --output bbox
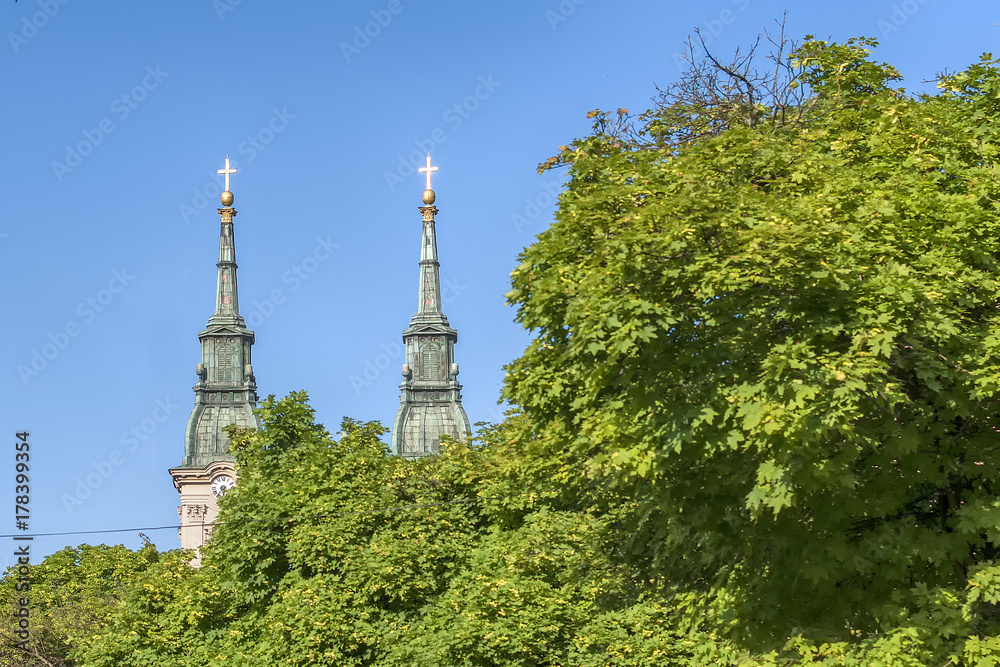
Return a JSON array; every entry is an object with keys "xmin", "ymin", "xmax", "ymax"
[
  {"xmin": 392, "ymin": 156, "xmax": 472, "ymax": 458},
  {"xmin": 169, "ymin": 157, "xmax": 259, "ymax": 556}
]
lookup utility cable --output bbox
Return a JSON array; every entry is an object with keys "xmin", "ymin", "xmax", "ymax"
[{"xmin": 0, "ymin": 497, "xmax": 507, "ymax": 540}]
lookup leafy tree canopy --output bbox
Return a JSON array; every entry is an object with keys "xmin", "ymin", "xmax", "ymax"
[
  {"xmin": 506, "ymin": 35, "xmax": 1000, "ymax": 642},
  {"xmin": 0, "ymin": 543, "xmax": 161, "ymax": 666},
  {"xmin": 76, "ymin": 393, "xmax": 662, "ymax": 666}
]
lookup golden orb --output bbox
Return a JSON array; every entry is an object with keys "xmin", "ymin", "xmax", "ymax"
[
  {"xmin": 221, "ymin": 190, "xmax": 234, "ymax": 207},
  {"xmin": 422, "ymin": 188, "xmax": 436, "ymax": 205}
]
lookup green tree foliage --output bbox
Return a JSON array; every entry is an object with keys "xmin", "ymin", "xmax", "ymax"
[
  {"xmin": 17, "ymin": 388, "xmax": 1000, "ymax": 665},
  {"xmin": 0, "ymin": 543, "xmax": 161, "ymax": 666},
  {"xmin": 506, "ymin": 36, "xmax": 1000, "ymax": 644},
  {"xmin": 79, "ymin": 392, "xmax": 670, "ymax": 666}
]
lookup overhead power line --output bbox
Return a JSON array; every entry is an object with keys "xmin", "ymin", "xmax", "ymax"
[{"xmin": 0, "ymin": 497, "xmax": 498, "ymax": 540}]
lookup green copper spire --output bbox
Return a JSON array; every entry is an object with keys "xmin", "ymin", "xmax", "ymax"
[
  {"xmin": 176, "ymin": 158, "xmax": 259, "ymax": 468},
  {"xmin": 392, "ymin": 157, "xmax": 472, "ymax": 459},
  {"xmin": 413, "ymin": 155, "xmax": 447, "ymax": 325},
  {"xmin": 209, "ymin": 203, "xmax": 244, "ymax": 326},
  {"xmin": 412, "ymin": 193, "xmax": 448, "ymax": 325}
]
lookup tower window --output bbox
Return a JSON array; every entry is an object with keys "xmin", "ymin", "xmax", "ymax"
[{"xmin": 218, "ymin": 344, "xmax": 234, "ymax": 381}]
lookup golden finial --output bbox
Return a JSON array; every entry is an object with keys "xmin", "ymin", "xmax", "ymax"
[
  {"xmin": 218, "ymin": 154, "xmax": 237, "ymax": 207},
  {"xmin": 419, "ymin": 154, "xmax": 438, "ymax": 204}
]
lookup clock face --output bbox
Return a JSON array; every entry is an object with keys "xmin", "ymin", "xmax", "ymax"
[{"xmin": 211, "ymin": 475, "xmax": 235, "ymax": 498}]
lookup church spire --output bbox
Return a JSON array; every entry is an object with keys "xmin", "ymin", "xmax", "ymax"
[
  {"xmin": 209, "ymin": 156, "xmax": 243, "ymax": 326},
  {"xmin": 412, "ymin": 154, "xmax": 449, "ymax": 326},
  {"xmin": 170, "ymin": 156, "xmax": 260, "ymax": 558},
  {"xmin": 392, "ymin": 156, "xmax": 472, "ymax": 459},
  {"xmin": 179, "ymin": 156, "xmax": 258, "ymax": 467}
]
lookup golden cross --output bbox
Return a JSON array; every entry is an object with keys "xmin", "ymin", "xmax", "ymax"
[
  {"xmin": 418, "ymin": 154, "xmax": 438, "ymax": 190},
  {"xmin": 218, "ymin": 155, "xmax": 237, "ymax": 191}
]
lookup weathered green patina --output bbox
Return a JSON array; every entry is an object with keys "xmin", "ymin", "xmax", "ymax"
[{"xmin": 392, "ymin": 167, "xmax": 471, "ymax": 459}]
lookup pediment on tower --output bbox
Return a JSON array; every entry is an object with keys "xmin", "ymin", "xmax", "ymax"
[
  {"xmin": 403, "ymin": 322, "xmax": 458, "ymax": 338},
  {"xmin": 200, "ymin": 324, "xmax": 253, "ymax": 338}
]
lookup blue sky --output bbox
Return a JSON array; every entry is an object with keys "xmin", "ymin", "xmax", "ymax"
[{"xmin": 0, "ymin": 0, "xmax": 996, "ymax": 563}]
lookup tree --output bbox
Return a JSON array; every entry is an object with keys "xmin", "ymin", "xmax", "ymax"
[
  {"xmin": 24, "ymin": 391, "xmax": 999, "ymax": 664},
  {"xmin": 505, "ymin": 36, "xmax": 1000, "ymax": 644},
  {"xmin": 80, "ymin": 393, "xmax": 659, "ymax": 666},
  {"xmin": 0, "ymin": 543, "xmax": 160, "ymax": 666}
]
